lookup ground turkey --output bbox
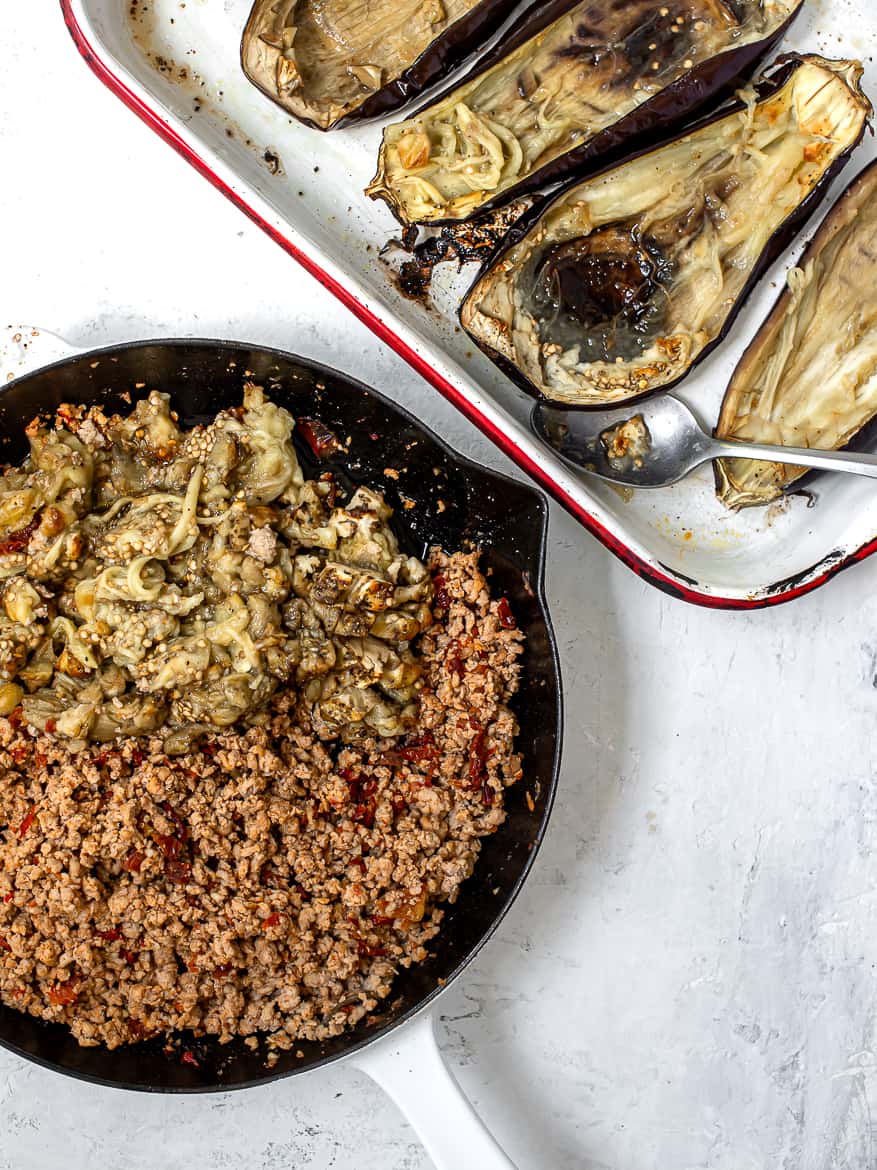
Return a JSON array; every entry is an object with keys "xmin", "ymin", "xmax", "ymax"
[{"xmin": 0, "ymin": 550, "xmax": 523, "ymax": 1050}]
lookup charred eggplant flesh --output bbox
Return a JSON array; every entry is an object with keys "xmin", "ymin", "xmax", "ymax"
[
  {"xmin": 716, "ymin": 161, "xmax": 877, "ymax": 509},
  {"xmin": 460, "ymin": 56, "xmax": 871, "ymax": 408},
  {"xmin": 241, "ymin": 0, "xmax": 520, "ymax": 130},
  {"xmin": 367, "ymin": 0, "xmax": 803, "ymax": 224}
]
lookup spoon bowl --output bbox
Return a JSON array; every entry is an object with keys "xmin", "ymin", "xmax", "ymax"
[{"xmin": 533, "ymin": 396, "xmax": 877, "ymax": 490}]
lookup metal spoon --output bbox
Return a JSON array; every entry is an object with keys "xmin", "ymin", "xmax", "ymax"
[{"xmin": 533, "ymin": 396, "xmax": 877, "ymax": 490}]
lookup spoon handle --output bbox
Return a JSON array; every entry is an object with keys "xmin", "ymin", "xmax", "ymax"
[{"xmin": 711, "ymin": 437, "xmax": 877, "ymax": 479}]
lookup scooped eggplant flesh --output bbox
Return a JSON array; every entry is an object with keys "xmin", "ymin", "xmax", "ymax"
[
  {"xmin": 716, "ymin": 161, "xmax": 877, "ymax": 510},
  {"xmin": 459, "ymin": 56, "xmax": 871, "ymax": 408},
  {"xmin": 366, "ymin": 0, "xmax": 804, "ymax": 225},
  {"xmin": 241, "ymin": 0, "xmax": 519, "ymax": 131}
]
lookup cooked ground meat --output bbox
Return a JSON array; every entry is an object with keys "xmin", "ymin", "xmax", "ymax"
[{"xmin": 0, "ymin": 551, "xmax": 522, "ymax": 1049}]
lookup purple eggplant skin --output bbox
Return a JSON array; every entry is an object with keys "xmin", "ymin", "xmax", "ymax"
[
  {"xmin": 240, "ymin": 0, "xmax": 523, "ymax": 132},
  {"xmin": 369, "ymin": 0, "xmax": 804, "ymax": 226},
  {"xmin": 459, "ymin": 55, "xmax": 873, "ymax": 412}
]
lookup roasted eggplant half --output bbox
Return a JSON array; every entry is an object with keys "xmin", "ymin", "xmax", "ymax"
[
  {"xmin": 241, "ymin": 0, "xmax": 521, "ymax": 131},
  {"xmin": 459, "ymin": 55, "xmax": 871, "ymax": 409},
  {"xmin": 716, "ymin": 160, "xmax": 877, "ymax": 510},
  {"xmin": 366, "ymin": 0, "xmax": 804, "ymax": 225}
]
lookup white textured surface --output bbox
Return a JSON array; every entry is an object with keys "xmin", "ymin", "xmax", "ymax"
[{"xmin": 2, "ymin": 6, "xmax": 877, "ymax": 1170}]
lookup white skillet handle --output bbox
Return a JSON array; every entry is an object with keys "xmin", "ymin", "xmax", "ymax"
[
  {"xmin": 350, "ymin": 1010, "xmax": 516, "ymax": 1170},
  {"xmin": 0, "ymin": 325, "xmax": 82, "ymax": 384}
]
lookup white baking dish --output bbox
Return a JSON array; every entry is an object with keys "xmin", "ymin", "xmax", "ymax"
[{"xmin": 61, "ymin": 0, "xmax": 877, "ymax": 608}]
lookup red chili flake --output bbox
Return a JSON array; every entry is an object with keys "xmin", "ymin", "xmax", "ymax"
[
  {"xmin": 153, "ymin": 804, "xmax": 191, "ymax": 881},
  {"xmin": 261, "ymin": 912, "xmax": 281, "ymax": 929},
  {"xmin": 356, "ymin": 940, "xmax": 388, "ymax": 958},
  {"xmin": 0, "ymin": 936, "xmax": 11, "ymax": 952},
  {"xmin": 123, "ymin": 850, "xmax": 144, "ymax": 873},
  {"xmin": 354, "ymin": 800, "xmax": 377, "ymax": 829},
  {"xmin": 261, "ymin": 866, "xmax": 285, "ymax": 889},
  {"xmin": 48, "ymin": 978, "xmax": 80, "ymax": 1006},
  {"xmin": 11, "ymin": 988, "xmax": 24, "ymax": 999},
  {"xmin": 96, "ymin": 929, "xmax": 122, "ymax": 942},
  {"xmin": 164, "ymin": 858, "xmax": 191, "ymax": 885},
  {"xmin": 400, "ymin": 747, "xmax": 433, "ymax": 763},
  {"xmin": 342, "ymin": 770, "xmax": 378, "ymax": 828},
  {"xmin": 181, "ymin": 1050, "xmax": 199, "ymax": 1068},
  {"xmin": 0, "ymin": 513, "xmax": 41, "ymax": 556},
  {"xmin": 121, "ymin": 949, "xmax": 138, "ymax": 965},
  {"xmin": 156, "ymin": 834, "xmax": 183, "ymax": 860},
  {"xmin": 350, "ymin": 857, "xmax": 366, "ymax": 873},
  {"xmin": 159, "ymin": 801, "xmax": 188, "ymax": 842},
  {"xmin": 297, "ymin": 417, "xmax": 342, "ymax": 460},
  {"xmin": 9, "ymin": 744, "xmax": 28, "ymax": 765},
  {"xmin": 131, "ymin": 749, "xmax": 145, "ymax": 766},
  {"xmin": 44, "ymin": 718, "xmax": 57, "ymax": 734},
  {"xmin": 7, "ymin": 708, "xmax": 23, "ymax": 730},
  {"xmin": 496, "ymin": 597, "xmax": 516, "ymax": 629},
  {"xmin": 17, "ymin": 805, "xmax": 36, "ymax": 838},
  {"xmin": 398, "ymin": 732, "xmax": 437, "ymax": 765},
  {"xmin": 468, "ymin": 728, "xmax": 488, "ymax": 787},
  {"xmin": 432, "ymin": 574, "xmax": 450, "ymax": 612},
  {"xmin": 3, "ymin": 892, "xmax": 12, "ymax": 903}
]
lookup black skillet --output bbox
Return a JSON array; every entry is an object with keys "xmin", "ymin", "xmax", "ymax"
[{"xmin": 0, "ymin": 336, "xmax": 561, "ymax": 1163}]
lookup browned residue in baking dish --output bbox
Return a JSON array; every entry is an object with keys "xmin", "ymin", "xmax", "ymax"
[{"xmin": 384, "ymin": 202, "xmax": 530, "ymax": 304}]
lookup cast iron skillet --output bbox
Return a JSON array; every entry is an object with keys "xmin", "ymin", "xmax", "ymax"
[{"xmin": 0, "ymin": 339, "xmax": 562, "ymax": 1092}]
